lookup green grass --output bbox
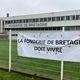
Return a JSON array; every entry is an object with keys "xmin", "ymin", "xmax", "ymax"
[
  {"xmin": 0, "ymin": 40, "xmax": 80, "ymax": 80},
  {"xmin": 0, "ymin": 69, "xmax": 42, "ymax": 80}
]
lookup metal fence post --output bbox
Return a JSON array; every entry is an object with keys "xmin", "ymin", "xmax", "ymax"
[
  {"xmin": 9, "ymin": 30, "xmax": 12, "ymax": 72},
  {"xmin": 61, "ymin": 27, "xmax": 65, "ymax": 80}
]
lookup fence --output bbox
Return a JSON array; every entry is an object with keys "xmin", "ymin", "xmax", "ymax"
[{"xmin": 0, "ymin": 31, "xmax": 80, "ymax": 80}]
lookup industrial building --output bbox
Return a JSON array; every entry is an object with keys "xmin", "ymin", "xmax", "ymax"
[{"xmin": 0, "ymin": 10, "xmax": 80, "ymax": 39}]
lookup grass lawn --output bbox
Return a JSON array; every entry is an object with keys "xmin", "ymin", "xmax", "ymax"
[
  {"xmin": 0, "ymin": 69, "xmax": 45, "ymax": 80},
  {"xmin": 0, "ymin": 40, "xmax": 80, "ymax": 80}
]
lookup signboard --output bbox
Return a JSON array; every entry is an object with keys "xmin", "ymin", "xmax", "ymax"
[
  {"xmin": 17, "ymin": 31, "xmax": 80, "ymax": 62},
  {"xmin": 6, "ymin": 22, "xmax": 47, "ymax": 28}
]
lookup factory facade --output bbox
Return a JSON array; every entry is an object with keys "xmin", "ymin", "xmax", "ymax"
[{"xmin": 0, "ymin": 10, "xmax": 80, "ymax": 39}]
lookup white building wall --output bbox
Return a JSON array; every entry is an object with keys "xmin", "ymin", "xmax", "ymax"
[
  {"xmin": 4, "ymin": 10, "xmax": 80, "ymax": 20},
  {"xmin": 2, "ymin": 10, "xmax": 80, "ymax": 39},
  {"xmin": 3, "ymin": 10, "xmax": 80, "ymax": 29}
]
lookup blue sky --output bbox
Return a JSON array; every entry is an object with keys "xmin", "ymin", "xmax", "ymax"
[{"xmin": 0, "ymin": 0, "xmax": 80, "ymax": 17}]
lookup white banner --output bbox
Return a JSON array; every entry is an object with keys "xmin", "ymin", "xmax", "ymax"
[{"xmin": 17, "ymin": 31, "xmax": 80, "ymax": 62}]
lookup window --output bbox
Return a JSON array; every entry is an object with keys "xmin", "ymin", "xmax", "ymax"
[
  {"xmin": 5, "ymin": 21, "xmax": 7, "ymax": 24},
  {"xmin": 12, "ymin": 34, "xmax": 17, "ymax": 36},
  {"xmin": 16, "ymin": 20, "xmax": 21, "ymax": 23},
  {"xmin": 28, "ymin": 19, "xmax": 33, "ymax": 23},
  {"xmin": 35, "ymin": 18, "xmax": 39, "ymax": 22},
  {"xmin": 23, "ymin": 19, "xmax": 26, "ymax": 23},
  {"xmin": 5, "ymin": 27, "xmax": 62, "ymax": 31},
  {"xmin": 48, "ymin": 17, "xmax": 51, "ymax": 21},
  {"xmin": 52, "ymin": 17, "xmax": 55, "ymax": 21},
  {"xmin": 56, "ymin": 27, "xmax": 62, "ymax": 30},
  {"xmin": 56, "ymin": 16, "xmax": 60, "ymax": 21},
  {"xmin": 76, "ymin": 26, "xmax": 80, "ymax": 30},
  {"xmin": 8, "ymin": 21, "xmax": 10, "ymax": 24},
  {"xmin": 61, "ymin": 16, "xmax": 65, "ymax": 21},
  {"xmin": 76, "ymin": 15, "xmax": 80, "ymax": 20},
  {"xmin": 40, "ymin": 18, "xmax": 44, "ymax": 22},
  {"xmin": 44, "ymin": 18, "xmax": 47, "ymax": 22},
  {"xmin": 14, "ymin": 20, "xmax": 17, "ymax": 23},
  {"xmin": 71, "ymin": 15, "xmax": 76, "ymax": 20},
  {"xmin": 19, "ymin": 20, "xmax": 22, "ymax": 23},
  {"xmin": 65, "ymin": 26, "xmax": 77, "ymax": 30},
  {"xmin": 6, "ymin": 14, "xmax": 80, "ymax": 25},
  {"xmin": 33, "ymin": 19, "xmax": 36, "ymax": 22},
  {"xmin": 25, "ymin": 19, "xmax": 28, "ymax": 23},
  {"xmin": 10, "ymin": 20, "xmax": 14, "ymax": 24},
  {"xmin": 14, "ymin": 20, "xmax": 22, "ymax": 23},
  {"xmin": 66, "ymin": 16, "xmax": 70, "ymax": 20}
]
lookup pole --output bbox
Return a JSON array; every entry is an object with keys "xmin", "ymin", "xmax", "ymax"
[
  {"xmin": 61, "ymin": 60, "xmax": 64, "ymax": 80},
  {"xmin": 61, "ymin": 27, "xmax": 64, "ymax": 80},
  {"xmin": 1, "ymin": 20, "xmax": 3, "ymax": 33},
  {"xmin": 9, "ymin": 30, "xmax": 11, "ymax": 72}
]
